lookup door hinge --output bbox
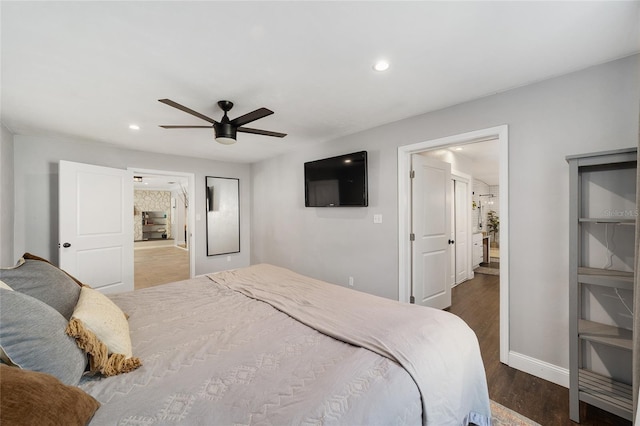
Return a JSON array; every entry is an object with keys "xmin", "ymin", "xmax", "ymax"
[
  {"xmin": 410, "ymin": 295, "xmax": 415, "ymax": 304},
  {"xmin": 410, "ymin": 233, "xmax": 415, "ymax": 241},
  {"xmin": 410, "ymin": 170, "xmax": 415, "ymax": 179}
]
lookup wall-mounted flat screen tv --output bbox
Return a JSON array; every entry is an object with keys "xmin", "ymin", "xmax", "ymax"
[{"xmin": 304, "ymin": 151, "xmax": 368, "ymax": 207}]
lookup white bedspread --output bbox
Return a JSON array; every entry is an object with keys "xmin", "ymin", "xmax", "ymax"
[
  {"xmin": 209, "ymin": 264, "xmax": 491, "ymax": 426},
  {"xmin": 81, "ymin": 264, "xmax": 491, "ymax": 425},
  {"xmin": 82, "ymin": 275, "xmax": 423, "ymax": 425}
]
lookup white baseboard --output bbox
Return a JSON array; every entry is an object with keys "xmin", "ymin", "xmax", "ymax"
[{"xmin": 508, "ymin": 351, "xmax": 569, "ymax": 388}]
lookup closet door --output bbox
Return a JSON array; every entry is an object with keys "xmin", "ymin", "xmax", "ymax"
[{"xmin": 454, "ymin": 179, "xmax": 469, "ymax": 284}]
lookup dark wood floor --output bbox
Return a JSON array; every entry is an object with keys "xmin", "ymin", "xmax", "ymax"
[{"xmin": 450, "ymin": 272, "xmax": 631, "ymax": 426}]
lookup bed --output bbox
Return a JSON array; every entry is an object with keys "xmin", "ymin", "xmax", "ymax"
[{"xmin": 0, "ymin": 258, "xmax": 491, "ymax": 426}]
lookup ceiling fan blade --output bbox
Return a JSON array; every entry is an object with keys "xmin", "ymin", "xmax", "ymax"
[
  {"xmin": 230, "ymin": 108, "xmax": 274, "ymax": 127},
  {"xmin": 158, "ymin": 99, "xmax": 217, "ymax": 124},
  {"xmin": 160, "ymin": 125, "xmax": 212, "ymax": 129},
  {"xmin": 237, "ymin": 127, "xmax": 287, "ymax": 138}
]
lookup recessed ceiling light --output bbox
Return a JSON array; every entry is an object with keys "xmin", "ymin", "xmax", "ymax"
[
  {"xmin": 454, "ymin": 147, "xmax": 463, "ymax": 151},
  {"xmin": 373, "ymin": 60, "xmax": 390, "ymax": 72},
  {"xmin": 129, "ymin": 124, "xmax": 140, "ymax": 130}
]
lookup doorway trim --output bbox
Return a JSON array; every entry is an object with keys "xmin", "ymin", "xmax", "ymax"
[
  {"xmin": 128, "ymin": 167, "xmax": 196, "ymax": 279},
  {"xmin": 398, "ymin": 125, "xmax": 509, "ymax": 363}
]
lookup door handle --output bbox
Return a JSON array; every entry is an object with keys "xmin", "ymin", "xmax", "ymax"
[
  {"xmin": 448, "ymin": 239, "xmax": 455, "ymax": 245},
  {"xmin": 62, "ymin": 242, "xmax": 71, "ymax": 248}
]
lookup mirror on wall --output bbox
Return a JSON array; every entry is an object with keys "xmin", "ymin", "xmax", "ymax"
[{"xmin": 205, "ymin": 176, "xmax": 240, "ymax": 256}]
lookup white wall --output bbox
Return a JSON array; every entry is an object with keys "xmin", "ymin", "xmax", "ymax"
[
  {"xmin": 13, "ymin": 136, "xmax": 251, "ymax": 275},
  {"xmin": 252, "ymin": 143, "xmax": 400, "ymax": 299},
  {"xmin": 0, "ymin": 125, "xmax": 15, "ymax": 266},
  {"xmin": 251, "ymin": 55, "xmax": 640, "ymax": 375}
]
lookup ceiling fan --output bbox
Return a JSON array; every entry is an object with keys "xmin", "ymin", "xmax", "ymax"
[{"xmin": 158, "ymin": 99, "xmax": 286, "ymax": 145}]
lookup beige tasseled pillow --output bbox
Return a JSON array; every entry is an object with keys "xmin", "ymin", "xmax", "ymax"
[{"xmin": 65, "ymin": 286, "xmax": 141, "ymax": 376}]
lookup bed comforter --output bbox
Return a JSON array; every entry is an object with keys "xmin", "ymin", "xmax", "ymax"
[{"xmin": 81, "ymin": 264, "xmax": 491, "ymax": 426}]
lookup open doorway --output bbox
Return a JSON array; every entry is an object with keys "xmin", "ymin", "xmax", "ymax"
[
  {"xmin": 130, "ymin": 168, "xmax": 195, "ymax": 289},
  {"xmin": 421, "ymin": 140, "xmax": 501, "ymax": 279},
  {"xmin": 398, "ymin": 125, "xmax": 510, "ymax": 364}
]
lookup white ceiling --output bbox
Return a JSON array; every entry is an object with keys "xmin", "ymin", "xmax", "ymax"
[
  {"xmin": 420, "ymin": 139, "xmax": 500, "ymax": 185},
  {"xmin": 2, "ymin": 1, "xmax": 639, "ymax": 164},
  {"xmin": 455, "ymin": 139, "xmax": 500, "ymax": 186},
  {"xmin": 133, "ymin": 174, "xmax": 188, "ymax": 192}
]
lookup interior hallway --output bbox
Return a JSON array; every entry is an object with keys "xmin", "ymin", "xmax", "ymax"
[{"xmin": 134, "ymin": 246, "xmax": 190, "ymax": 289}]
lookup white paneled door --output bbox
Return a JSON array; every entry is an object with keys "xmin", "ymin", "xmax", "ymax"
[
  {"xmin": 454, "ymin": 178, "xmax": 469, "ymax": 285},
  {"xmin": 59, "ymin": 161, "xmax": 133, "ymax": 293},
  {"xmin": 411, "ymin": 155, "xmax": 452, "ymax": 309}
]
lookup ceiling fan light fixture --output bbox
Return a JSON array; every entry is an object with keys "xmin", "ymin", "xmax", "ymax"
[
  {"xmin": 215, "ymin": 136, "xmax": 237, "ymax": 145},
  {"xmin": 214, "ymin": 121, "xmax": 237, "ymax": 145}
]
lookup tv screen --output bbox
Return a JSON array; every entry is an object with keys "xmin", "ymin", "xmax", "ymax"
[{"xmin": 304, "ymin": 151, "xmax": 368, "ymax": 207}]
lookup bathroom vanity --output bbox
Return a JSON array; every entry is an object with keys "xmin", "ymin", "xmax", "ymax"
[{"xmin": 472, "ymin": 233, "xmax": 489, "ymax": 267}]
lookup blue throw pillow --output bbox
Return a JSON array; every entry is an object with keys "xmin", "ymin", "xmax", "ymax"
[
  {"xmin": 0, "ymin": 257, "xmax": 82, "ymax": 320},
  {"xmin": 0, "ymin": 288, "xmax": 86, "ymax": 385}
]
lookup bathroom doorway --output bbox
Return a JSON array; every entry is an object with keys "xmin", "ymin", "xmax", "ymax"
[{"xmin": 474, "ymin": 180, "xmax": 501, "ymax": 276}]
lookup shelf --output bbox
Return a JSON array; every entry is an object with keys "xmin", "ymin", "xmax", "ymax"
[
  {"xmin": 578, "ymin": 320, "xmax": 632, "ymax": 350},
  {"xmin": 142, "ymin": 211, "xmax": 168, "ymax": 229},
  {"xmin": 579, "ymin": 218, "xmax": 635, "ymax": 225},
  {"xmin": 578, "ymin": 267, "xmax": 634, "ymax": 278},
  {"xmin": 577, "ymin": 267, "xmax": 634, "ymax": 290},
  {"xmin": 578, "ymin": 369, "xmax": 632, "ymax": 421},
  {"xmin": 568, "ymin": 148, "xmax": 637, "ymax": 423}
]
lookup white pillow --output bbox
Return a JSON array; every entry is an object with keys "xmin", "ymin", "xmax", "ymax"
[{"xmin": 70, "ymin": 287, "xmax": 133, "ymax": 358}]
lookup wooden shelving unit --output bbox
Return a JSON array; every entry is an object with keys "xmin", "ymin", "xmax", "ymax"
[
  {"xmin": 142, "ymin": 211, "xmax": 168, "ymax": 241},
  {"xmin": 578, "ymin": 369, "xmax": 633, "ymax": 419},
  {"xmin": 578, "ymin": 319, "xmax": 632, "ymax": 350},
  {"xmin": 567, "ymin": 147, "xmax": 636, "ymax": 423},
  {"xmin": 577, "ymin": 268, "xmax": 634, "ymax": 290}
]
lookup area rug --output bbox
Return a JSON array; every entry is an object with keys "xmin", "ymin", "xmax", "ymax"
[{"xmin": 490, "ymin": 400, "xmax": 541, "ymax": 425}]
